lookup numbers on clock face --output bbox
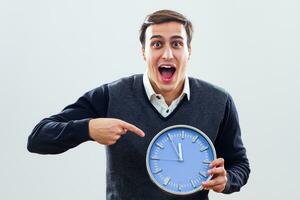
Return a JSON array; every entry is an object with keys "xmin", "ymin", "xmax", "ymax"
[{"xmin": 146, "ymin": 126, "xmax": 216, "ymax": 195}]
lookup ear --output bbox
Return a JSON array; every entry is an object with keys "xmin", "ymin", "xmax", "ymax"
[
  {"xmin": 141, "ymin": 47, "xmax": 146, "ymax": 61},
  {"xmin": 188, "ymin": 46, "xmax": 192, "ymax": 60}
]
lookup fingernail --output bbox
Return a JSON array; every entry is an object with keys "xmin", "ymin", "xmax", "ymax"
[{"xmin": 208, "ymin": 170, "xmax": 212, "ymax": 174}]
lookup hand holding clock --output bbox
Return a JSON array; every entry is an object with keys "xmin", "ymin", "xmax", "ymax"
[{"xmin": 202, "ymin": 158, "xmax": 227, "ymax": 193}]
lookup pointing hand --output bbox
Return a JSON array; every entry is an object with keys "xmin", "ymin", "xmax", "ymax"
[{"xmin": 88, "ymin": 118, "xmax": 145, "ymax": 145}]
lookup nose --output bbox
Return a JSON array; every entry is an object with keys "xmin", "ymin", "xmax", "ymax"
[{"xmin": 162, "ymin": 46, "xmax": 174, "ymax": 60}]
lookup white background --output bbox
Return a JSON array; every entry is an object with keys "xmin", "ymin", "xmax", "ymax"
[{"xmin": 1, "ymin": 0, "xmax": 299, "ymax": 199}]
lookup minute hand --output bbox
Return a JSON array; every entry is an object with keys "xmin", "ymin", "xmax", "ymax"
[{"xmin": 167, "ymin": 134, "xmax": 179, "ymax": 158}]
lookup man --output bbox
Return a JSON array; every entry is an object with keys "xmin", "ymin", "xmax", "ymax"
[{"xmin": 28, "ymin": 10, "xmax": 250, "ymax": 200}]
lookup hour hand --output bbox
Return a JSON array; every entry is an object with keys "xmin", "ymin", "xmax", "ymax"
[{"xmin": 178, "ymin": 143, "xmax": 183, "ymax": 161}]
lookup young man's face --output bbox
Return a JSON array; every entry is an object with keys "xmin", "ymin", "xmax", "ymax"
[{"xmin": 142, "ymin": 22, "xmax": 191, "ymax": 96}]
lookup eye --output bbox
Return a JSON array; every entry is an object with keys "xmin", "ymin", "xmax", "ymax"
[
  {"xmin": 151, "ymin": 41, "xmax": 162, "ymax": 48},
  {"xmin": 172, "ymin": 41, "xmax": 183, "ymax": 49}
]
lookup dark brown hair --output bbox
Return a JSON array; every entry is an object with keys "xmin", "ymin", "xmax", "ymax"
[{"xmin": 139, "ymin": 9, "xmax": 193, "ymax": 48}]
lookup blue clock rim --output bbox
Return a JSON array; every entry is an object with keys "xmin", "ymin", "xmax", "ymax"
[{"xmin": 146, "ymin": 124, "xmax": 217, "ymax": 196}]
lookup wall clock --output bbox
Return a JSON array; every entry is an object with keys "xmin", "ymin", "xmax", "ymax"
[{"xmin": 146, "ymin": 125, "xmax": 216, "ymax": 195}]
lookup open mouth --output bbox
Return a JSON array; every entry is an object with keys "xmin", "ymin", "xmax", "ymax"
[{"xmin": 158, "ymin": 65, "xmax": 176, "ymax": 81}]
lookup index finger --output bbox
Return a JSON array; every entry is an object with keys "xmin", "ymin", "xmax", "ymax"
[
  {"xmin": 209, "ymin": 158, "xmax": 225, "ymax": 168},
  {"xmin": 120, "ymin": 120, "xmax": 145, "ymax": 137}
]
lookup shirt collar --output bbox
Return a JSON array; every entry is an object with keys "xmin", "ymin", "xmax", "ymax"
[{"xmin": 143, "ymin": 71, "xmax": 190, "ymax": 101}]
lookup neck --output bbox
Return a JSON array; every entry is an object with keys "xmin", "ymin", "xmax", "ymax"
[{"xmin": 151, "ymin": 79, "xmax": 185, "ymax": 106}]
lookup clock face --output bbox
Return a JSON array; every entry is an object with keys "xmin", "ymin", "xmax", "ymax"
[{"xmin": 146, "ymin": 125, "xmax": 216, "ymax": 195}]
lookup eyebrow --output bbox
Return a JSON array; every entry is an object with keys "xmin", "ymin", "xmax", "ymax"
[
  {"xmin": 150, "ymin": 35, "xmax": 184, "ymax": 40},
  {"xmin": 150, "ymin": 35, "xmax": 163, "ymax": 40}
]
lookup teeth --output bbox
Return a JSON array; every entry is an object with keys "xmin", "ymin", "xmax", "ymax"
[{"xmin": 160, "ymin": 65, "xmax": 173, "ymax": 68}]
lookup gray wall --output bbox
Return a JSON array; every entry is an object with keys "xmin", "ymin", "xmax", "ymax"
[{"xmin": 1, "ymin": 0, "xmax": 299, "ymax": 199}]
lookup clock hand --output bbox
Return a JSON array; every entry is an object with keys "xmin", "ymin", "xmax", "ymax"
[
  {"xmin": 167, "ymin": 134, "xmax": 180, "ymax": 159},
  {"xmin": 151, "ymin": 156, "xmax": 181, "ymax": 161},
  {"xmin": 178, "ymin": 143, "xmax": 183, "ymax": 161}
]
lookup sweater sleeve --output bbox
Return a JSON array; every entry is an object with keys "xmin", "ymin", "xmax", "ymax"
[
  {"xmin": 27, "ymin": 84, "xmax": 109, "ymax": 154},
  {"xmin": 214, "ymin": 94, "xmax": 250, "ymax": 194}
]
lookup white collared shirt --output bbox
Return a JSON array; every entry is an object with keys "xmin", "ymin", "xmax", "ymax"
[{"xmin": 143, "ymin": 73, "xmax": 190, "ymax": 117}]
